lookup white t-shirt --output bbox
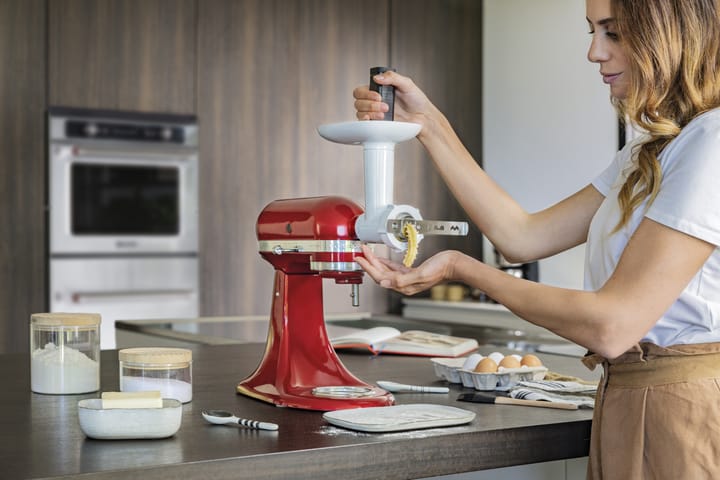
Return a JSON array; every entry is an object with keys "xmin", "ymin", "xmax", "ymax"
[{"xmin": 586, "ymin": 108, "xmax": 720, "ymax": 346}]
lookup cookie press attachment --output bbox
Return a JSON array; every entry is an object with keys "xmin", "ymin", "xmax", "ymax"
[{"xmin": 237, "ymin": 70, "xmax": 468, "ymax": 411}]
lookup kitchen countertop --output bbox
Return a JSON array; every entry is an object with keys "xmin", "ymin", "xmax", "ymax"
[
  {"xmin": 2, "ymin": 340, "xmax": 599, "ymax": 479},
  {"xmin": 115, "ymin": 313, "xmax": 579, "ymax": 354}
]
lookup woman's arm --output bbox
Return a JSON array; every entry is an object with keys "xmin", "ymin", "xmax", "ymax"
[
  {"xmin": 358, "ymin": 218, "xmax": 715, "ymax": 359},
  {"xmin": 355, "ymin": 71, "xmax": 603, "ymax": 262}
]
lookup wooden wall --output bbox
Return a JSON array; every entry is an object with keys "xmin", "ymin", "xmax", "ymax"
[
  {"xmin": 197, "ymin": 0, "xmax": 393, "ymax": 316},
  {"xmin": 0, "ymin": 0, "xmax": 47, "ymax": 354},
  {"xmin": 196, "ymin": 0, "xmax": 483, "ymax": 317},
  {"xmin": 0, "ymin": 0, "xmax": 483, "ymax": 352}
]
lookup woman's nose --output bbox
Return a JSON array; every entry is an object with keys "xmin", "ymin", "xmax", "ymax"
[{"xmin": 587, "ymin": 35, "xmax": 610, "ymax": 63}]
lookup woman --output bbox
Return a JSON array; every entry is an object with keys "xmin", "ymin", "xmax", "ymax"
[{"xmin": 353, "ymin": 0, "xmax": 720, "ymax": 478}]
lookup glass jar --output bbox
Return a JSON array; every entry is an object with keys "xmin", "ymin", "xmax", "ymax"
[
  {"xmin": 118, "ymin": 347, "xmax": 193, "ymax": 403},
  {"xmin": 30, "ymin": 312, "xmax": 101, "ymax": 394}
]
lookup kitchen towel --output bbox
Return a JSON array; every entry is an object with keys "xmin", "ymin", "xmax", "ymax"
[{"xmin": 509, "ymin": 380, "xmax": 597, "ymax": 409}]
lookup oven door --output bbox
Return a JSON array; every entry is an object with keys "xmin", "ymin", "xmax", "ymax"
[
  {"xmin": 49, "ymin": 143, "xmax": 198, "ymax": 254},
  {"xmin": 50, "ymin": 257, "xmax": 199, "ymax": 349}
]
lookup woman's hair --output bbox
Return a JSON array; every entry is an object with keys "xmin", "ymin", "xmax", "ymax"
[{"xmin": 611, "ymin": 0, "xmax": 720, "ymax": 230}]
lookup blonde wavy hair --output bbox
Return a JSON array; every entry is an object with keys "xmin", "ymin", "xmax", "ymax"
[{"xmin": 611, "ymin": 0, "xmax": 720, "ymax": 230}]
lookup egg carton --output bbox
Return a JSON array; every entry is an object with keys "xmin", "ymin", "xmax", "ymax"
[
  {"xmin": 459, "ymin": 366, "xmax": 548, "ymax": 391},
  {"xmin": 430, "ymin": 356, "xmax": 548, "ymax": 390},
  {"xmin": 430, "ymin": 357, "xmax": 467, "ymax": 384}
]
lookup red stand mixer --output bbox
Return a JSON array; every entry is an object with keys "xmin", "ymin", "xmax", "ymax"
[{"xmin": 237, "ymin": 121, "xmax": 468, "ymax": 411}]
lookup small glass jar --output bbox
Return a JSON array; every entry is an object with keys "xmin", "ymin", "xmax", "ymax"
[
  {"xmin": 118, "ymin": 347, "xmax": 193, "ymax": 403},
  {"xmin": 30, "ymin": 313, "xmax": 101, "ymax": 394}
]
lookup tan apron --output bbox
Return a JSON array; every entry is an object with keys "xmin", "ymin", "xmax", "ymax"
[{"xmin": 583, "ymin": 342, "xmax": 720, "ymax": 480}]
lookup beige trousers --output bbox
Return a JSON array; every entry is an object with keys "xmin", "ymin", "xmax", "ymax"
[{"xmin": 583, "ymin": 342, "xmax": 720, "ymax": 480}]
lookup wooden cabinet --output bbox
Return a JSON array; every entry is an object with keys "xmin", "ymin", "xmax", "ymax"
[
  {"xmin": 0, "ymin": 0, "xmax": 47, "ymax": 353},
  {"xmin": 48, "ymin": 0, "xmax": 197, "ymax": 113}
]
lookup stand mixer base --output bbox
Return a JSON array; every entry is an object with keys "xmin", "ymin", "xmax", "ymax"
[
  {"xmin": 236, "ymin": 270, "xmax": 394, "ymax": 411},
  {"xmin": 236, "ymin": 383, "xmax": 394, "ymax": 410}
]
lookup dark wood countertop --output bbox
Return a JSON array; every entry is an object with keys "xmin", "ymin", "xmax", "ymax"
[{"xmin": 2, "ymin": 343, "xmax": 598, "ymax": 479}]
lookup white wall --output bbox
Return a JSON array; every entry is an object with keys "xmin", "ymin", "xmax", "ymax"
[{"xmin": 482, "ymin": 0, "xmax": 618, "ymax": 288}]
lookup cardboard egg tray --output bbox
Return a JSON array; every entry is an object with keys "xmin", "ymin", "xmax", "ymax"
[{"xmin": 431, "ymin": 357, "xmax": 548, "ymax": 391}]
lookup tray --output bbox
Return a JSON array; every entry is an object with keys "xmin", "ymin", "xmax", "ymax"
[{"xmin": 322, "ymin": 403, "xmax": 475, "ymax": 433}]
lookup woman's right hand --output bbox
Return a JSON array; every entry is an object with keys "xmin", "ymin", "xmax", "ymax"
[{"xmin": 352, "ymin": 70, "xmax": 434, "ymax": 127}]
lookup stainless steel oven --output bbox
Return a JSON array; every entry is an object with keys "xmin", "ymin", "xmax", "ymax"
[
  {"xmin": 48, "ymin": 107, "xmax": 198, "ymax": 254},
  {"xmin": 48, "ymin": 107, "xmax": 199, "ymax": 349}
]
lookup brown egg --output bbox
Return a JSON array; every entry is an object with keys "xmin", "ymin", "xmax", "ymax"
[
  {"xmin": 498, "ymin": 355, "xmax": 521, "ymax": 369},
  {"xmin": 520, "ymin": 354, "xmax": 543, "ymax": 367},
  {"xmin": 473, "ymin": 357, "xmax": 498, "ymax": 373}
]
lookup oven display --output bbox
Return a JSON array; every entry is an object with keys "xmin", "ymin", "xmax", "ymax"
[{"xmin": 71, "ymin": 164, "xmax": 180, "ymax": 235}]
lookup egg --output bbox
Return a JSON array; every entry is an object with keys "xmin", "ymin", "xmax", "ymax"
[
  {"xmin": 498, "ymin": 355, "xmax": 521, "ymax": 369},
  {"xmin": 473, "ymin": 357, "xmax": 498, "ymax": 373},
  {"xmin": 462, "ymin": 353, "xmax": 484, "ymax": 371},
  {"xmin": 488, "ymin": 352, "xmax": 504, "ymax": 365},
  {"xmin": 511, "ymin": 354, "xmax": 522, "ymax": 362},
  {"xmin": 520, "ymin": 354, "xmax": 543, "ymax": 367}
]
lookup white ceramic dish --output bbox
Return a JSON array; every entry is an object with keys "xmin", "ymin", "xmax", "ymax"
[
  {"xmin": 78, "ymin": 398, "xmax": 182, "ymax": 440},
  {"xmin": 323, "ymin": 404, "xmax": 475, "ymax": 433}
]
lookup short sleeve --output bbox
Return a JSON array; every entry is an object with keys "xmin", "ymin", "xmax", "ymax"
[{"xmin": 646, "ymin": 113, "xmax": 720, "ymax": 246}]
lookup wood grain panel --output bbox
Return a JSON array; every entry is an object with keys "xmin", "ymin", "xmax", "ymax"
[
  {"xmin": 391, "ymin": 0, "xmax": 484, "ymax": 263},
  {"xmin": 198, "ymin": 0, "xmax": 484, "ymax": 318},
  {"xmin": 197, "ymin": 0, "xmax": 392, "ymax": 317},
  {"xmin": 48, "ymin": 0, "xmax": 197, "ymax": 113},
  {"xmin": 0, "ymin": 0, "xmax": 47, "ymax": 353},
  {"xmin": 198, "ymin": 0, "xmax": 388, "ymax": 315}
]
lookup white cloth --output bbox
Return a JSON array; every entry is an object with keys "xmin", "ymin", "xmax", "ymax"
[
  {"xmin": 509, "ymin": 380, "xmax": 597, "ymax": 409},
  {"xmin": 586, "ymin": 108, "xmax": 720, "ymax": 346}
]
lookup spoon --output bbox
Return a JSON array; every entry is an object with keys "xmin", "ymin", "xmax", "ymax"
[
  {"xmin": 202, "ymin": 410, "xmax": 279, "ymax": 431},
  {"xmin": 376, "ymin": 380, "xmax": 449, "ymax": 393}
]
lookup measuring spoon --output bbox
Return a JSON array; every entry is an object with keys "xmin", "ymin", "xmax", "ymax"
[{"xmin": 202, "ymin": 410, "xmax": 279, "ymax": 431}]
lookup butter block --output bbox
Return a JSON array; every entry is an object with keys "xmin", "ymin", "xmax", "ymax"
[{"xmin": 101, "ymin": 391, "xmax": 163, "ymax": 409}]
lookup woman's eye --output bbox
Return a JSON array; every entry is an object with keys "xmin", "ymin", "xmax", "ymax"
[{"xmin": 606, "ymin": 31, "xmax": 619, "ymax": 40}]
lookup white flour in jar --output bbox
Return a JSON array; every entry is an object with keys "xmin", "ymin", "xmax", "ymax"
[
  {"xmin": 121, "ymin": 376, "xmax": 192, "ymax": 403},
  {"xmin": 31, "ymin": 342, "xmax": 99, "ymax": 394}
]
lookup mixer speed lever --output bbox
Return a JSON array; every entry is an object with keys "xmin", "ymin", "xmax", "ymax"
[{"xmin": 388, "ymin": 219, "xmax": 468, "ymax": 238}]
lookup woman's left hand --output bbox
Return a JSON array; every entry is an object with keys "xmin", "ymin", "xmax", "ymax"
[{"xmin": 355, "ymin": 245, "xmax": 460, "ymax": 295}]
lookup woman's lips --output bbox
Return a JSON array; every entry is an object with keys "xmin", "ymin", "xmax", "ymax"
[{"xmin": 602, "ymin": 73, "xmax": 621, "ymax": 84}]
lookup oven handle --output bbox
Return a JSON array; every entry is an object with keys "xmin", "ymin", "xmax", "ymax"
[
  {"xmin": 73, "ymin": 146, "xmax": 197, "ymax": 160},
  {"xmin": 71, "ymin": 289, "xmax": 197, "ymax": 304}
]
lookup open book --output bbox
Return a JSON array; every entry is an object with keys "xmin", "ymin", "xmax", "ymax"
[{"xmin": 330, "ymin": 326, "xmax": 479, "ymax": 357}]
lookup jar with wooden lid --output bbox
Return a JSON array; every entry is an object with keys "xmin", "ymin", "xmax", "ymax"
[
  {"xmin": 30, "ymin": 312, "xmax": 101, "ymax": 394},
  {"xmin": 118, "ymin": 347, "xmax": 193, "ymax": 403}
]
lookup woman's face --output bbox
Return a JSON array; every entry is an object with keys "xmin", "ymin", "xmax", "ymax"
[{"xmin": 586, "ymin": 0, "xmax": 630, "ymax": 100}]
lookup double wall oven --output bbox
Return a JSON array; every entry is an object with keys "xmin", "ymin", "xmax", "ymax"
[{"xmin": 48, "ymin": 107, "xmax": 199, "ymax": 349}]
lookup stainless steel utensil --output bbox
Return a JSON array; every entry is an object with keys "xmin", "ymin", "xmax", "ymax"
[
  {"xmin": 376, "ymin": 380, "xmax": 449, "ymax": 393},
  {"xmin": 201, "ymin": 410, "xmax": 279, "ymax": 431}
]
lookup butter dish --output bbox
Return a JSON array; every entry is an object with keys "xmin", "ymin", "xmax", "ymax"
[{"xmin": 78, "ymin": 398, "xmax": 182, "ymax": 440}]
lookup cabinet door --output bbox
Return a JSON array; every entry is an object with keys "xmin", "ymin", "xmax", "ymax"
[
  {"xmin": 48, "ymin": 0, "xmax": 196, "ymax": 113},
  {"xmin": 197, "ymin": 0, "xmax": 391, "ymax": 316},
  {"xmin": 0, "ymin": 0, "xmax": 46, "ymax": 353}
]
